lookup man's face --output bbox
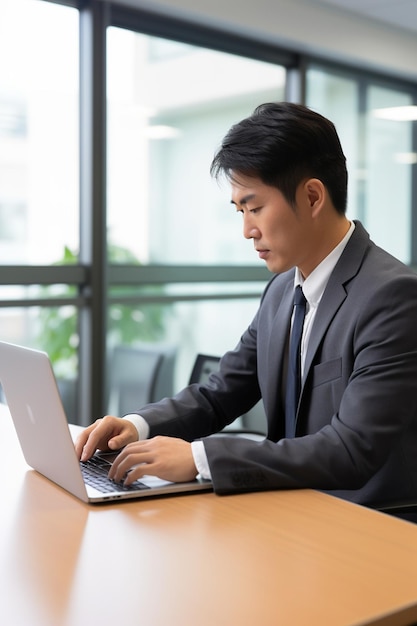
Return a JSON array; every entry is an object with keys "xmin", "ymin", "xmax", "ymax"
[{"xmin": 231, "ymin": 174, "xmax": 316, "ymax": 277}]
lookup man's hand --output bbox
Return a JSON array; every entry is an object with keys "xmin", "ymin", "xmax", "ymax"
[
  {"xmin": 74, "ymin": 415, "xmax": 139, "ymax": 462},
  {"xmin": 108, "ymin": 436, "xmax": 198, "ymax": 485}
]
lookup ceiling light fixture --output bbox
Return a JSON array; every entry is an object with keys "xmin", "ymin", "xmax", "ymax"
[
  {"xmin": 395, "ymin": 152, "xmax": 417, "ymax": 165},
  {"xmin": 372, "ymin": 106, "xmax": 417, "ymax": 121},
  {"xmin": 145, "ymin": 125, "xmax": 181, "ymax": 139}
]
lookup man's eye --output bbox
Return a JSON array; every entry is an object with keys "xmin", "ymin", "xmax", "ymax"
[{"xmin": 235, "ymin": 207, "xmax": 261, "ymax": 215}]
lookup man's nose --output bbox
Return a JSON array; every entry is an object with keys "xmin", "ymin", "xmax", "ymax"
[{"xmin": 243, "ymin": 214, "xmax": 260, "ymax": 240}]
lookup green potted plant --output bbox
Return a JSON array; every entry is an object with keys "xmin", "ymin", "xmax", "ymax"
[{"xmin": 37, "ymin": 244, "xmax": 168, "ymax": 419}]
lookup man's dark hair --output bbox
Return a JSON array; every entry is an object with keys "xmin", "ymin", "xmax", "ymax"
[{"xmin": 210, "ymin": 102, "xmax": 348, "ymax": 215}]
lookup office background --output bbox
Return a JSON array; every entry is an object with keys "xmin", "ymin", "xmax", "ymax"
[{"xmin": 0, "ymin": 0, "xmax": 416, "ymax": 425}]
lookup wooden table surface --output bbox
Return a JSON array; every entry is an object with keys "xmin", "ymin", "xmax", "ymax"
[{"xmin": 2, "ymin": 404, "xmax": 417, "ymax": 626}]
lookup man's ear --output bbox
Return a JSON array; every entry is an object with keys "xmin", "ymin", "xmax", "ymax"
[{"xmin": 304, "ymin": 178, "xmax": 325, "ymax": 217}]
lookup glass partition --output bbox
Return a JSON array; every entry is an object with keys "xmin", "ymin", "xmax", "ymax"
[
  {"xmin": 0, "ymin": 302, "xmax": 79, "ymax": 421},
  {"xmin": 0, "ymin": 0, "xmax": 79, "ymax": 266},
  {"xmin": 107, "ymin": 28, "xmax": 286, "ymax": 266},
  {"xmin": 108, "ymin": 291, "xmax": 263, "ymax": 395},
  {"xmin": 306, "ymin": 66, "xmax": 416, "ymax": 264}
]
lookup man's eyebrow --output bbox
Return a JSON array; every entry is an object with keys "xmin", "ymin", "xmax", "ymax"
[{"xmin": 230, "ymin": 193, "xmax": 256, "ymax": 207}]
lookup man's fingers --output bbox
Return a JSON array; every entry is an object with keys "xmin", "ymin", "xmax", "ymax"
[
  {"xmin": 75, "ymin": 416, "xmax": 139, "ymax": 461},
  {"xmin": 107, "ymin": 437, "xmax": 197, "ymax": 484},
  {"xmin": 74, "ymin": 422, "xmax": 100, "ymax": 459},
  {"xmin": 108, "ymin": 446, "xmax": 151, "ymax": 483}
]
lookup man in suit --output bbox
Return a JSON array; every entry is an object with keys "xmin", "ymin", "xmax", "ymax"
[{"xmin": 76, "ymin": 103, "xmax": 417, "ymax": 512}]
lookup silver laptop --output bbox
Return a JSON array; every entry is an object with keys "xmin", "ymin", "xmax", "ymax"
[{"xmin": 0, "ymin": 341, "xmax": 212, "ymax": 503}]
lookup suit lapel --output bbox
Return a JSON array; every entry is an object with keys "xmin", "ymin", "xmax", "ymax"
[
  {"xmin": 303, "ymin": 281, "xmax": 347, "ymax": 378},
  {"xmin": 302, "ymin": 221, "xmax": 370, "ymax": 383}
]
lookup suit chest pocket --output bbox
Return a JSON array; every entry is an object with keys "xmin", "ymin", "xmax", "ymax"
[{"xmin": 311, "ymin": 357, "xmax": 342, "ymax": 388}]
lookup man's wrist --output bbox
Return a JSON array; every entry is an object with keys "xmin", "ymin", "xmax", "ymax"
[
  {"xmin": 123, "ymin": 414, "xmax": 150, "ymax": 440},
  {"xmin": 191, "ymin": 440, "xmax": 212, "ymax": 480}
]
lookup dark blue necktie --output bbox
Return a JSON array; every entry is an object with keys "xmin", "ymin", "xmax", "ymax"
[{"xmin": 285, "ymin": 285, "xmax": 307, "ymax": 438}]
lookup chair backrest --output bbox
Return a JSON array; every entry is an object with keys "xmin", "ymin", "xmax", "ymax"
[
  {"xmin": 107, "ymin": 343, "xmax": 177, "ymax": 416},
  {"xmin": 189, "ymin": 354, "xmax": 221, "ymax": 385},
  {"xmin": 189, "ymin": 353, "xmax": 267, "ymax": 436}
]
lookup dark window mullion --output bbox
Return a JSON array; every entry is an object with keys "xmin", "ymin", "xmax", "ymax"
[{"xmin": 78, "ymin": 0, "xmax": 109, "ymax": 425}]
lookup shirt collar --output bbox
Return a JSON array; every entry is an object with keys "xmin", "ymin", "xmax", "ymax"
[{"xmin": 294, "ymin": 221, "xmax": 355, "ymax": 307}]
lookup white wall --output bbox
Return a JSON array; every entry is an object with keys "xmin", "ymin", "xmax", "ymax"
[{"xmin": 101, "ymin": 0, "xmax": 417, "ymax": 82}]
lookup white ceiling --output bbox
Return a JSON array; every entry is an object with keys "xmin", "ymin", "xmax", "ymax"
[
  {"xmin": 113, "ymin": 0, "xmax": 417, "ymax": 79},
  {"xmin": 313, "ymin": 0, "xmax": 417, "ymax": 34}
]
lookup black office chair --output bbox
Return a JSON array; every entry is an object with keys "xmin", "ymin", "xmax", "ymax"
[
  {"xmin": 189, "ymin": 353, "xmax": 267, "ymax": 439},
  {"xmin": 107, "ymin": 343, "xmax": 177, "ymax": 416}
]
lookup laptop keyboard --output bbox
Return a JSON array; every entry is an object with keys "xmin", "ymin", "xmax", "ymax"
[{"xmin": 80, "ymin": 455, "xmax": 150, "ymax": 493}]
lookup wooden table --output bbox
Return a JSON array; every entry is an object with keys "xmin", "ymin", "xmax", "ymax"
[{"xmin": 2, "ymin": 404, "xmax": 417, "ymax": 626}]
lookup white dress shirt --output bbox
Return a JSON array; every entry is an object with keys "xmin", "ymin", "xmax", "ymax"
[{"xmin": 124, "ymin": 222, "xmax": 355, "ymax": 480}]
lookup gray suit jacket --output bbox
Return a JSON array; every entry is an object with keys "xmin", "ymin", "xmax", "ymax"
[{"xmin": 139, "ymin": 222, "xmax": 417, "ymax": 506}]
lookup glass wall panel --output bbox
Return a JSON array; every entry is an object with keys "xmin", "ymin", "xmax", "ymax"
[
  {"xmin": 0, "ymin": 0, "xmax": 79, "ymax": 265},
  {"xmin": 0, "ymin": 303, "xmax": 78, "ymax": 421},
  {"xmin": 107, "ymin": 292, "xmax": 263, "ymax": 410},
  {"xmin": 106, "ymin": 27, "xmax": 284, "ymax": 408},
  {"xmin": 306, "ymin": 66, "xmax": 416, "ymax": 264},
  {"xmin": 366, "ymin": 86, "xmax": 414, "ymax": 261},
  {"xmin": 107, "ymin": 29, "xmax": 286, "ymax": 266},
  {"xmin": 305, "ymin": 68, "xmax": 359, "ymax": 219},
  {"xmin": 0, "ymin": 300, "xmax": 77, "ymax": 365},
  {"xmin": 167, "ymin": 296, "xmax": 264, "ymax": 389}
]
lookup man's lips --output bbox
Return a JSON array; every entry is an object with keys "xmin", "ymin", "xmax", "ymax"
[{"xmin": 256, "ymin": 249, "xmax": 269, "ymax": 260}]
